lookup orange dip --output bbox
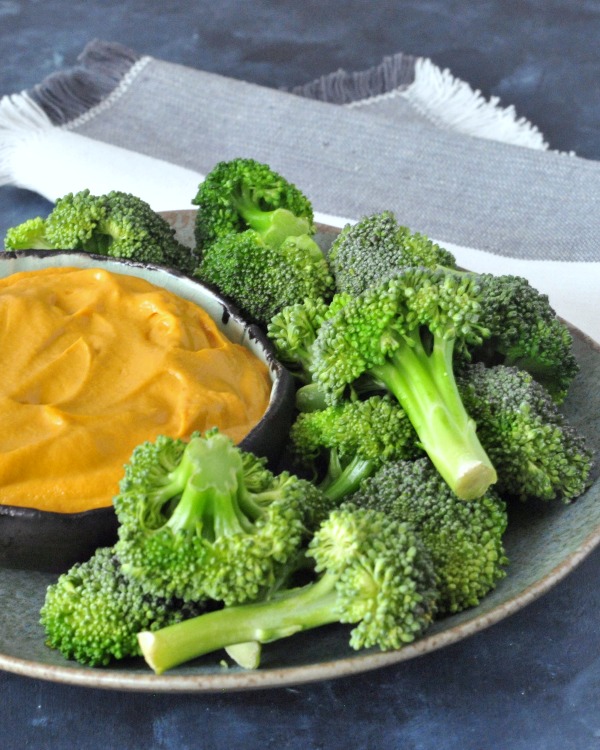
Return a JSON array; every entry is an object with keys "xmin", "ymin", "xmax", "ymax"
[{"xmin": 0, "ymin": 266, "xmax": 272, "ymax": 512}]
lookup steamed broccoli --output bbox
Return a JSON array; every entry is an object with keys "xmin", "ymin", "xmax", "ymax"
[
  {"xmin": 290, "ymin": 395, "xmax": 420, "ymax": 501},
  {"xmin": 114, "ymin": 429, "xmax": 332, "ymax": 606},
  {"xmin": 310, "ymin": 267, "xmax": 497, "ymax": 500},
  {"xmin": 328, "ymin": 211, "xmax": 457, "ymax": 295},
  {"xmin": 40, "ymin": 547, "xmax": 208, "ymax": 667},
  {"xmin": 267, "ymin": 297, "xmax": 334, "ymax": 381},
  {"xmin": 4, "ymin": 216, "xmax": 51, "ymax": 250},
  {"xmin": 4, "ymin": 189, "xmax": 197, "ymax": 274},
  {"xmin": 192, "ymin": 158, "xmax": 315, "ymax": 251},
  {"xmin": 194, "ymin": 229, "xmax": 334, "ymax": 327},
  {"xmin": 137, "ymin": 506, "xmax": 439, "ymax": 673},
  {"xmin": 465, "ymin": 273, "xmax": 578, "ymax": 403},
  {"xmin": 267, "ymin": 294, "xmax": 352, "ymax": 412},
  {"xmin": 458, "ymin": 363, "xmax": 593, "ymax": 502},
  {"xmin": 351, "ymin": 458, "xmax": 508, "ymax": 614}
]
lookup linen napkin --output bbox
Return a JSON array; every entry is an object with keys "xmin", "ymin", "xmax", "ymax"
[{"xmin": 1, "ymin": 40, "xmax": 598, "ymax": 341}]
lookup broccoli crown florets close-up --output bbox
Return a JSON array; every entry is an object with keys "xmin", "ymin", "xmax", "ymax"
[
  {"xmin": 350, "ymin": 458, "xmax": 509, "ymax": 614},
  {"xmin": 467, "ymin": 273, "xmax": 579, "ymax": 403},
  {"xmin": 4, "ymin": 189, "xmax": 197, "ymax": 274},
  {"xmin": 137, "ymin": 505, "xmax": 439, "ymax": 674},
  {"xmin": 290, "ymin": 394, "xmax": 421, "ymax": 500},
  {"xmin": 458, "ymin": 363, "xmax": 594, "ymax": 502},
  {"xmin": 267, "ymin": 292, "xmax": 352, "ymax": 388},
  {"xmin": 39, "ymin": 546, "xmax": 208, "ymax": 667},
  {"xmin": 194, "ymin": 229, "xmax": 334, "ymax": 327},
  {"xmin": 310, "ymin": 267, "xmax": 496, "ymax": 500},
  {"xmin": 114, "ymin": 429, "xmax": 333, "ymax": 606},
  {"xmin": 192, "ymin": 157, "xmax": 315, "ymax": 250},
  {"xmin": 328, "ymin": 211, "xmax": 457, "ymax": 296}
]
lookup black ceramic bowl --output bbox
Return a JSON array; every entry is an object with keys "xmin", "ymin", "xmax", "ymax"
[{"xmin": 0, "ymin": 251, "xmax": 296, "ymax": 572}]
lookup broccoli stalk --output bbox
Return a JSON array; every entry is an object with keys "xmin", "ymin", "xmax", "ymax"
[
  {"xmin": 138, "ymin": 507, "xmax": 439, "ymax": 673},
  {"xmin": 114, "ymin": 429, "xmax": 333, "ymax": 606},
  {"xmin": 371, "ymin": 327, "xmax": 493, "ymax": 499},
  {"xmin": 311, "ymin": 268, "xmax": 497, "ymax": 500}
]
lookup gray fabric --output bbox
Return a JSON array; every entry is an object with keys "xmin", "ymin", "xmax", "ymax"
[{"xmin": 71, "ymin": 57, "xmax": 600, "ymax": 262}]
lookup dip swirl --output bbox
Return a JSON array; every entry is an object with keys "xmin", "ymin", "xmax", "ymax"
[{"xmin": 0, "ymin": 266, "xmax": 272, "ymax": 512}]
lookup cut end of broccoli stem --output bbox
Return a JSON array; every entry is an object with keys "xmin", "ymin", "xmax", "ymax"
[
  {"xmin": 453, "ymin": 461, "xmax": 498, "ymax": 501},
  {"xmin": 137, "ymin": 631, "xmax": 163, "ymax": 673},
  {"xmin": 225, "ymin": 642, "xmax": 262, "ymax": 669}
]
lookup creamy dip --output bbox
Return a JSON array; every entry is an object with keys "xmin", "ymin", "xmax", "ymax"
[{"xmin": 0, "ymin": 266, "xmax": 272, "ymax": 512}]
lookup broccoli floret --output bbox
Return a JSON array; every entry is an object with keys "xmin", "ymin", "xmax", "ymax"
[
  {"xmin": 290, "ymin": 395, "xmax": 420, "ymax": 501},
  {"xmin": 114, "ymin": 429, "xmax": 332, "ymax": 606},
  {"xmin": 267, "ymin": 296, "xmax": 333, "ymax": 380},
  {"xmin": 4, "ymin": 189, "xmax": 197, "ymax": 274},
  {"xmin": 328, "ymin": 211, "xmax": 456, "ymax": 296},
  {"xmin": 458, "ymin": 363, "xmax": 593, "ymax": 502},
  {"xmin": 465, "ymin": 273, "xmax": 578, "ymax": 403},
  {"xmin": 137, "ymin": 506, "xmax": 439, "ymax": 673},
  {"xmin": 267, "ymin": 294, "xmax": 352, "ymax": 414},
  {"xmin": 351, "ymin": 458, "xmax": 509, "ymax": 614},
  {"xmin": 194, "ymin": 229, "xmax": 334, "ymax": 327},
  {"xmin": 39, "ymin": 547, "xmax": 208, "ymax": 667},
  {"xmin": 192, "ymin": 157, "xmax": 315, "ymax": 251},
  {"xmin": 310, "ymin": 267, "xmax": 497, "ymax": 500},
  {"xmin": 4, "ymin": 216, "xmax": 53, "ymax": 249}
]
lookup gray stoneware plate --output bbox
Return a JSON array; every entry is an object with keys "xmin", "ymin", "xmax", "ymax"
[{"xmin": 0, "ymin": 211, "xmax": 598, "ymax": 692}]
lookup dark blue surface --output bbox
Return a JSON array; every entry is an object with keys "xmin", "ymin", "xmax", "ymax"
[{"xmin": 1, "ymin": 2, "xmax": 600, "ymax": 748}]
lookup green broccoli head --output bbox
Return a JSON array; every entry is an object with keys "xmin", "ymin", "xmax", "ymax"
[
  {"xmin": 329, "ymin": 211, "xmax": 456, "ymax": 295},
  {"xmin": 137, "ymin": 506, "xmax": 439, "ymax": 673},
  {"xmin": 310, "ymin": 267, "xmax": 496, "ymax": 500},
  {"xmin": 194, "ymin": 229, "xmax": 334, "ymax": 327},
  {"xmin": 43, "ymin": 189, "xmax": 108, "ymax": 250},
  {"xmin": 350, "ymin": 457, "xmax": 509, "ymax": 614},
  {"xmin": 290, "ymin": 394, "xmax": 420, "ymax": 501},
  {"xmin": 467, "ymin": 273, "xmax": 579, "ymax": 403},
  {"xmin": 458, "ymin": 363, "xmax": 594, "ymax": 503},
  {"xmin": 114, "ymin": 429, "xmax": 333, "ymax": 606},
  {"xmin": 39, "ymin": 547, "xmax": 208, "ymax": 667},
  {"xmin": 306, "ymin": 506, "xmax": 438, "ymax": 650},
  {"xmin": 4, "ymin": 189, "xmax": 197, "ymax": 274},
  {"xmin": 4, "ymin": 216, "xmax": 53, "ymax": 250},
  {"xmin": 267, "ymin": 292, "xmax": 352, "ymax": 385},
  {"xmin": 192, "ymin": 158, "xmax": 315, "ymax": 250}
]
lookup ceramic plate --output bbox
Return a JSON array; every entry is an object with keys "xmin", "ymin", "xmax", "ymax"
[{"xmin": 0, "ymin": 212, "xmax": 598, "ymax": 692}]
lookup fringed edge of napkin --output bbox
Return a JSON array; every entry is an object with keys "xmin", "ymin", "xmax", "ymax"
[
  {"xmin": 290, "ymin": 53, "xmax": 548, "ymax": 150},
  {"xmin": 1, "ymin": 39, "xmax": 548, "ymax": 193},
  {"xmin": 0, "ymin": 41, "xmax": 147, "ymax": 187}
]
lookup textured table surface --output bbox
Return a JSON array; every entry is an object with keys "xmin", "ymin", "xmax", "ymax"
[{"xmin": 1, "ymin": 2, "xmax": 600, "ymax": 749}]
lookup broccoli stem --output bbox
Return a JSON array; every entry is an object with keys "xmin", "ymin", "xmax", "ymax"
[
  {"xmin": 371, "ymin": 333, "xmax": 496, "ymax": 500},
  {"xmin": 320, "ymin": 452, "xmax": 377, "ymax": 502},
  {"xmin": 295, "ymin": 383, "xmax": 330, "ymax": 412},
  {"xmin": 138, "ymin": 574, "xmax": 340, "ymax": 673},
  {"xmin": 165, "ymin": 438, "xmax": 254, "ymax": 538},
  {"xmin": 232, "ymin": 190, "xmax": 311, "ymax": 246}
]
